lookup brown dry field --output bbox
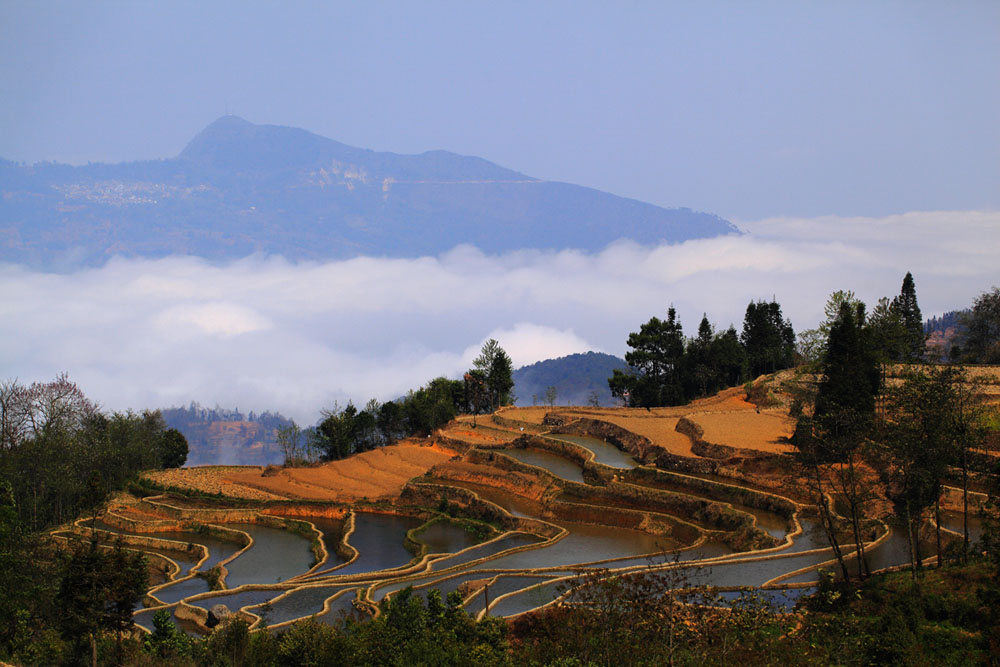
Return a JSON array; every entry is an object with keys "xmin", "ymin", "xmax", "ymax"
[
  {"xmin": 446, "ymin": 418, "xmax": 518, "ymax": 443},
  {"xmin": 498, "ymin": 386, "xmax": 788, "ymax": 457},
  {"xmin": 495, "ymin": 406, "xmax": 550, "ymax": 425},
  {"xmin": 144, "ymin": 465, "xmax": 286, "ymax": 501},
  {"xmin": 224, "ymin": 441, "xmax": 458, "ymax": 502},
  {"xmin": 143, "ymin": 441, "xmax": 459, "ymax": 503},
  {"xmin": 885, "ymin": 364, "xmax": 1000, "ymax": 405},
  {"xmin": 690, "ymin": 411, "xmax": 796, "ymax": 453}
]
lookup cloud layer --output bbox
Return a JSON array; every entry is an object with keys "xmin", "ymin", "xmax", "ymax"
[{"xmin": 2, "ymin": 210, "xmax": 997, "ymax": 423}]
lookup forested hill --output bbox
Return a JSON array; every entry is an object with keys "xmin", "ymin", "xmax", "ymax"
[
  {"xmin": 925, "ymin": 309, "xmax": 969, "ymax": 361},
  {"xmin": 925, "ymin": 310, "xmax": 968, "ymax": 335},
  {"xmin": 513, "ymin": 351, "xmax": 627, "ymax": 407},
  {"xmin": 0, "ymin": 116, "xmax": 738, "ymax": 268},
  {"xmin": 160, "ymin": 403, "xmax": 292, "ymax": 466}
]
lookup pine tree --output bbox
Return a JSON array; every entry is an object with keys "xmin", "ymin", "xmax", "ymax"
[
  {"xmin": 796, "ymin": 300, "xmax": 881, "ymax": 581},
  {"xmin": 473, "ymin": 339, "xmax": 514, "ymax": 410},
  {"xmin": 741, "ymin": 300, "xmax": 795, "ymax": 377},
  {"xmin": 961, "ymin": 286, "xmax": 1000, "ymax": 363},
  {"xmin": 610, "ymin": 307, "xmax": 685, "ymax": 407},
  {"xmin": 894, "ymin": 272, "xmax": 925, "ymax": 361}
]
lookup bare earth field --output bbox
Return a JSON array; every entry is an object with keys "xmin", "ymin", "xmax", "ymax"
[
  {"xmin": 226, "ymin": 441, "xmax": 459, "ymax": 502},
  {"xmin": 691, "ymin": 411, "xmax": 796, "ymax": 454},
  {"xmin": 500, "ymin": 386, "xmax": 781, "ymax": 458},
  {"xmin": 885, "ymin": 364, "xmax": 1000, "ymax": 405},
  {"xmin": 145, "ymin": 441, "xmax": 459, "ymax": 503},
  {"xmin": 145, "ymin": 465, "xmax": 286, "ymax": 501}
]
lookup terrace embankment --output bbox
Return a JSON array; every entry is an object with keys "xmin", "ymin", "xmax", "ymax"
[{"xmin": 421, "ymin": 458, "xmax": 560, "ymax": 503}]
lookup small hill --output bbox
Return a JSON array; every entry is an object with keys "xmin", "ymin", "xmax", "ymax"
[
  {"xmin": 161, "ymin": 403, "xmax": 292, "ymax": 466},
  {"xmin": 0, "ymin": 117, "xmax": 738, "ymax": 268},
  {"xmin": 513, "ymin": 351, "xmax": 627, "ymax": 407},
  {"xmin": 924, "ymin": 309, "xmax": 968, "ymax": 360}
]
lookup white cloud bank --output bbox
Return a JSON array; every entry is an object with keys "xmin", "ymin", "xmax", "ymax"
[{"xmin": 1, "ymin": 210, "xmax": 997, "ymax": 423}]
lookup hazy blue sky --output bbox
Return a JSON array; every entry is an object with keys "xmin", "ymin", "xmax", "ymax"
[{"xmin": 2, "ymin": 1, "xmax": 997, "ymax": 219}]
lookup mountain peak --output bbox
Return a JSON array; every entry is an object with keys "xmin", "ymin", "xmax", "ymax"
[
  {"xmin": 3, "ymin": 117, "xmax": 738, "ymax": 268},
  {"xmin": 179, "ymin": 116, "xmax": 339, "ymax": 170},
  {"xmin": 207, "ymin": 114, "xmax": 253, "ymax": 129},
  {"xmin": 178, "ymin": 117, "xmax": 530, "ymax": 182}
]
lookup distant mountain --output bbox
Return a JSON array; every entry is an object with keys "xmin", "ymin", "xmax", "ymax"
[
  {"xmin": 0, "ymin": 116, "xmax": 738, "ymax": 268},
  {"xmin": 161, "ymin": 402, "xmax": 293, "ymax": 466},
  {"xmin": 513, "ymin": 351, "xmax": 627, "ymax": 407},
  {"xmin": 924, "ymin": 309, "xmax": 969, "ymax": 361}
]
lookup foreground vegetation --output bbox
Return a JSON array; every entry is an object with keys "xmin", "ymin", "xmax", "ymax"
[{"xmin": 11, "ymin": 555, "xmax": 999, "ymax": 666}]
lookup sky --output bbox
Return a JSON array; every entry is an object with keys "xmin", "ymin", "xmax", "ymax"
[
  {"xmin": 1, "ymin": 1, "xmax": 997, "ymax": 219},
  {"xmin": 2, "ymin": 2, "xmax": 999, "ymax": 423}
]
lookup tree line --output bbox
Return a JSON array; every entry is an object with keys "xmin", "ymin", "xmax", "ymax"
[
  {"xmin": 608, "ymin": 299, "xmax": 795, "ymax": 407},
  {"xmin": 0, "ymin": 375, "xmax": 187, "ymax": 664},
  {"xmin": 0, "ymin": 375, "xmax": 187, "ymax": 532},
  {"xmin": 792, "ymin": 273, "xmax": 997, "ymax": 583},
  {"xmin": 948, "ymin": 286, "xmax": 1000, "ymax": 363},
  {"xmin": 278, "ymin": 340, "xmax": 514, "ymax": 464}
]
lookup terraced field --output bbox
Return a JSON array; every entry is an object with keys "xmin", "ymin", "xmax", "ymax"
[{"xmin": 59, "ymin": 373, "xmax": 992, "ymax": 637}]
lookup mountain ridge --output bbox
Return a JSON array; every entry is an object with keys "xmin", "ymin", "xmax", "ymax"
[
  {"xmin": 513, "ymin": 351, "xmax": 627, "ymax": 407},
  {"xmin": 0, "ymin": 116, "xmax": 738, "ymax": 268}
]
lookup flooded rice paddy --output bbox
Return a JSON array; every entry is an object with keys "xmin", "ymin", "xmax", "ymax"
[
  {"xmin": 119, "ymin": 453, "xmax": 935, "ymax": 634},
  {"xmin": 499, "ymin": 448, "xmax": 586, "ymax": 483},
  {"xmin": 223, "ymin": 524, "xmax": 316, "ymax": 588},
  {"xmin": 544, "ymin": 434, "xmax": 639, "ymax": 468}
]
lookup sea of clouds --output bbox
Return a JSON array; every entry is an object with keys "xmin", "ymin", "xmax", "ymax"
[{"xmin": 2, "ymin": 210, "xmax": 997, "ymax": 424}]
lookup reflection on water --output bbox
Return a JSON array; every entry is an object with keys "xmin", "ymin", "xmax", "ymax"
[
  {"xmin": 151, "ymin": 575, "xmax": 211, "ymax": 604},
  {"xmin": 305, "ymin": 517, "xmax": 349, "ymax": 570},
  {"xmin": 489, "ymin": 580, "xmax": 564, "ymax": 617},
  {"xmin": 125, "ymin": 468, "xmax": 930, "ymax": 629},
  {"xmin": 264, "ymin": 586, "xmax": 350, "ymax": 625},
  {"xmin": 617, "ymin": 478, "xmax": 789, "ymax": 540},
  {"xmin": 430, "ymin": 533, "xmax": 546, "ymax": 571},
  {"xmin": 500, "ymin": 449, "xmax": 586, "ymax": 483},
  {"xmin": 746, "ymin": 508, "xmax": 789, "ymax": 539},
  {"xmin": 91, "ymin": 520, "xmax": 241, "ymax": 571},
  {"xmin": 224, "ymin": 524, "xmax": 315, "ymax": 588},
  {"xmin": 416, "ymin": 520, "xmax": 479, "ymax": 555},
  {"xmin": 545, "ymin": 434, "xmax": 638, "ymax": 468},
  {"xmin": 939, "ymin": 510, "xmax": 984, "ymax": 544},
  {"xmin": 314, "ymin": 589, "xmax": 363, "ymax": 626},
  {"xmin": 134, "ymin": 605, "xmax": 203, "ymax": 638},
  {"xmin": 714, "ymin": 587, "xmax": 815, "ymax": 611},
  {"xmin": 781, "ymin": 517, "xmax": 827, "ymax": 554},
  {"xmin": 189, "ymin": 588, "xmax": 280, "ymax": 613},
  {"xmin": 471, "ymin": 522, "xmax": 671, "ymax": 572},
  {"xmin": 329, "ymin": 512, "xmax": 424, "ymax": 577}
]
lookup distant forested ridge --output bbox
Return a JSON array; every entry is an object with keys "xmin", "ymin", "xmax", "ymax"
[
  {"xmin": 924, "ymin": 310, "xmax": 967, "ymax": 335},
  {"xmin": 925, "ymin": 309, "xmax": 969, "ymax": 361},
  {"xmin": 161, "ymin": 402, "xmax": 293, "ymax": 466},
  {"xmin": 0, "ymin": 116, "xmax": 738, "ymax": 268},
  {"xmin": 513, "ymin": 351, "xmax": 627, "ymax": 406}
]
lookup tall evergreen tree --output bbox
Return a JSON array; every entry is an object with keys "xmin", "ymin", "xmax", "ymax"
[
  {"xmin": 815, "ymin": 302, "xmax": 881, "ymax": 420},
  {"xmin": 609, "ymin": 307, "xmax": 685, "ymax": 407},
  {"xmin": 867, "ymin": 296, "xmax": 907, "ymax": 363},
  {"xmin": 894, "ymin": 272, "xmax": 925, "ymax": 361},
  {"xmin": 795, "ymin": 300, "xmax": 881, "ymax": 581},
  {"xmin": 472, "ymin": 339, "xmax": 514, "ymax": 410},
  {"xmin": 709, "ymin": 326, "xmax": 747, "ymax": 388},
  {"xmin": 686, "ymin": 315, "xmax": 717, "ymax": 398},
  {"xmin": 961, "ymin": 286, "xmax": 1000, "ymax": 363},
  {"xmin": 740, "ymin": 299, "xmax": 795, "ymax": 377}
]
